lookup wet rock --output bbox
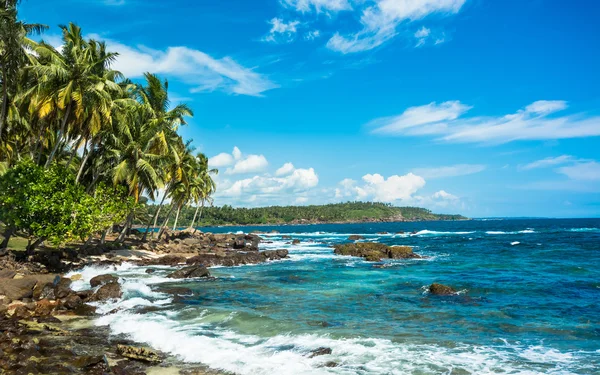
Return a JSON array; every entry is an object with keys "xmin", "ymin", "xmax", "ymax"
[
  {"xmin": 333, "ymin": 243, "xmax": 421, "ymax": 262},
  {"xmin": 72, "ymin": 355, "xmax": 105, "ymax": 369},
  {"xmin": 70, "ymin": 273, "xmax": 83, "ymax": 281},
  {"xmin": 116, "ymin": 344, "xmax": 161, "ymax": 363},
  {"xmin": 309, "ymin": 347, "xmax": 332, "ymax": 358},
  {"xmin": 90, "ymin": 274, "xmax": 119, "ymax": 288},
  {"xmin": 53, "ymin": 277, "xmax": 72, "ymax": 299},
  {"xmin": 377, "ymin": 232, "xmax": 389, "ymax": 235},
  {"xmin": 348, "ymin": 235, "xmax": 364, "ymax": 241},
  {"xmin": 292, "ymin": 239, "xmax": 301, "ymax": 245},
  {"xmin": 0, "ymin": 269, "xmax": 16, "ymax": 279},
  {"xmin": 72, "ymin": 303, "xmax": 96, "ymax": 316},
  {"xmin": 33, "ymin": 283, "xmax": 56, "ymax": 301},
  {"xmin": 88, "ymin": 282, "xmax": 122, "ymax": 301},
  {"xmin": 145, "ymin": 269, "xmax": 155, "ymax": 274},
  {"xmin": 429, "ymin": 283, "xmax": 457, "ymax": 296},
  {"xmin": 62, "ymin": 294, "xmax": 82, "ymax": 310},
  {"xmin": 34, "ymin": 299, "xmax": 58, "ymax": 316},
  {"xmin": 324, "ymin": 361, "xmax": 339, "ymax": 367},
  {"xmin": 167, "ymin": 265, "xmax": 210, "ymax": 279},
  {"xmin": 0, "ymin": 278, "xmax": 37, "ymax": 300},
  {"xmin": 139, "ymin": 255, "xmax": 186, "ymax": 266}
]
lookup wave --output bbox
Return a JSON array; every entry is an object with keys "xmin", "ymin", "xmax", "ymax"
[
  {"xmin": 95, "ymin": 309, "xmax": 590, "ymax": 375},
  {"xmin": 568, "ymin": 227, "xmax": 599, "ymax": 233},
  {"xmin": 411, "ymin": 230, "xmax": 475, "ymax": 236}
]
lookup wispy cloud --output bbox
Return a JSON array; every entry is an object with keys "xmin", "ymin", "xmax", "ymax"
[
  {"xmin": 369, "ymin": 100, "xmax": 600, "ymax": 144},
  {"xmin": 557, "ymin": 161, "xmax": 600, "ymax": 181},
  {"xmin": 281, "ymin": 0, "xmax": 352, "ymax": 13},
  {"xmin": 263, "ymin": 18, "xmax": 301, "ymax": 43},
  {"xmin": 412, "ymin": 164, "xmax": 486, "ymax": 178},
  {"xmin": 520, "ymin": 155, "xmax": 575, "ymax": 170},
  {"xmin": 326, "ymin": 0, "xmax": 466, "ymax": 53},
  {"xmin": 87, "ymin": 35, "xmax": 279, "ymax": 96}
]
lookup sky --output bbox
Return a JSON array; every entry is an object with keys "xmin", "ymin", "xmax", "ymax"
[{"xmin": 21, "ymin": 0, "xmax": 600, "ymax": 218}]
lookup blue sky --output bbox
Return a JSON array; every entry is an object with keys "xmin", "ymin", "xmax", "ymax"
[{"xmin": 21, "ymin": 0, "xmax": 600, "ymax": 217}]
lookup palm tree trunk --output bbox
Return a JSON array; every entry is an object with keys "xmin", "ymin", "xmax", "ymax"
[
  {"xmin": 0, "ymin": 227, "xmax": 14, "ymax": 249},
  {"xmin": 75, "ymin": 138, "xmax": 93, "ymax": 183},
  {"xmin": 157, "ymin": 204, "xmax": 176, "ymax": 240},
  {"xmin": 144, "ymin": 193, "xmax": 167, "ymax": 241},
  {"xmin": 190, "ymin": 199, "xmax": 205, "ymax": 232},
  {"xmin": 116, "ymin": 211, "xmax": 133, "ymax": 243},
  {"xmin": 66, "ymin": 134, "xmax": 85, "ymax": 168},
  {"xmin": 172, "ymin": 205, "xmax": 181, "ymax": 231},
  {"xmin": 0, "ymin": 65, "xmax": 8, "ymax": 140},
  {"xmin": 26, "ymin": 237, "xmax": 46, "ymax": 256},
  {"xmin": 45, "ymin": 101, "xmax": 72, "ymax": 167}
]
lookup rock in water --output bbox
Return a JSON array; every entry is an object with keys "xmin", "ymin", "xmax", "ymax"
[
  {"xmin": 429, "ymin": 283, "xmax": 457, "ymax": 296},
  {"xmin": 116, "ymin": 344, "xmax": 161, "ymax": 363},
  {"xmin": 309, "ymin": 347, "xmax": 333, "ymax": 358},
  {"xmin": 88, "ymin": 282, "xmax": 122, "ymax": 301},
  {"xmin": 333, "ymin": 243, "xmax": 421, "ymax": 262},
  {"xmin": 292, "ymin": 239, "xmax": 301, "ymax": 245},
  {"xmin": 348, "ymin": 235, "xmax": 364, "ymax": 241},
  {"xmin": 90, "ymin": 274, "xmax": 118, "ymax": 288},
  {"xmin": 167, "ymin": 265, "xmax": 210, "ymax": 279}
]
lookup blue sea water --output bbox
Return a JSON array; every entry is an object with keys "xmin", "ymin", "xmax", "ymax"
[{"xmin": 69, "ymin": 219, "xmax": 600, "ymax": 374}]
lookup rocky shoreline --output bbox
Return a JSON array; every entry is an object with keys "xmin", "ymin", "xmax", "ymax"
[{"xmin": 0, "ymin": 229, "xmax": 288, "ymax": 375}]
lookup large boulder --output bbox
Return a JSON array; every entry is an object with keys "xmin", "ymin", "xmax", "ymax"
[
  {"xmin": 54, "ymin": 277, "xmax": 72, "ymax": 299},
  {"xmin": 333, "ymin": 243, "xmax": 421, "ymax": 262},
  {"xmin": 116, "ymin": 344, "xmax": 161, "ymax": 363},
  {"xmin": 0, "ymin": 278, "xmax": 37, "ymax": 300},
  {"xmin": 167, "ymin": 265, "xmax": 210, "ymax": 279},
  {"xmin": 90, "ymin": 274, "xmax": 118, "ymax": 288},
  {"xmin": 348, "ymin": 235, "xmax": 364, "ymax": 241},
  {"xmin": 0, "ymin": 269, "xmax": 16, "ymax": 279},
  {"xmin": 429, "ymin": 283, "xmax": 457, "ymax": 296},
  {"xmin": 88, "ymin": 282, "xmax": 122, "ymax": 301}
]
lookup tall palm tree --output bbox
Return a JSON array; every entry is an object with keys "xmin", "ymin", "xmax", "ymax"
[{"xmin": 190, "ymin": 153, "xmax": 217, "ymax": 231}]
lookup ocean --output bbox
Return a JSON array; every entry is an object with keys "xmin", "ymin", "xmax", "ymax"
[{"xmin": 67, "ymin": 218, "xmax": 600, "ymax": 374}]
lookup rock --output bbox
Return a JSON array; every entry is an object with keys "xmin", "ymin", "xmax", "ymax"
[
  {"xmin": 377, "ymin": 232, "xmax": 389, "ymax": 235},
  {"xmin": 281, "ymin": 235, "xmax": 292, "ymax": 239},
  {"xmin": 292, "ymin": 239, "xmax": 301, "ymax": 245},
  {"xmin": 116, "ymin": 344, "xmax": 161, "ymax": 363},
  {"xmin": 11, "ymin": 304, "xmax": 32, "ymax": 318},
  {"xmin": 0, "ymin": 278, "xmax": 37, "ymax": 300},
  {"xmin": 309, "ymin": 347, "xmax": 332, "ymax": 358},
  {"xmin": 33, "ymin": 283, "xmax": 56, "ymax": 301},
  {"xmin": 34, "ymin": 299, "xmax": 58, "ymax": 316},
  {"xmin": 88, "ymin": 282, "xmax": 122, "ymax": 301},
  {"xmin": 90, "ymin": 274, "xmax": 118, "ymax": 288},
  {"xmin": 62, "ymin": 294, "xmax": 82, "ymax": 310},
  {"xmin": 324, "ymin": 361, "xmax": 339, "ymax": 368},
  {"xmin": 70, "ymin": 274, "xmax": 83, "ymax": 281},
  {"xmin": 54, "ymin": 277, "xmax": 72, "ymax": 298},
  {"xmin": 348, "ymin": 235, "xmax": 364, "ymax": 241},
  {"xmin": 0, "ymin": 269, "xmax": 16, "ymax": 279},
  {"xmin": 167, "ymin": 265, "xmax": 210, "ymax": 279},
  {"xmin": 145, "ymin": 269, "xmax": 155, "ymax": 274},
  {"xmin": 429, "ymin": 283, "xmax": 457, "ymax": 296},
  {"xmin": 333, "ymin": 243, "xmax": 421, "ymax": 262},
  {"xmin": 72, "ymin": 303, "xmax": 97, "ymax": 316},
  {"xmin": 139, "ymin": 255, "xmax": 186, "ymax": 266}
]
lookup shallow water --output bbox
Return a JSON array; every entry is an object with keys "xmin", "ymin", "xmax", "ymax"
[{"xmin": 69, "ymin": 218, "xmax": 600, "ymax": 375}]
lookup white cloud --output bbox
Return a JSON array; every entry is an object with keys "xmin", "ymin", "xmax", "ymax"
[
  {"xmin": 275, "ymin": 162, "xmax": 295, "ymax": 176},
  {"xmin": 305, "ymin": 30, "xmax": 321, "ymax": 40},
  {"xmin": 208, "ymin": 146, "xmax": 242, "ymax": 168},
  {"xmin": 520, "ymin": 155, "xmax": 575, "ymax": 170},
  {"xmin": 327, "ymin": 0, "xmax": 466, "ymax": 53},
  {"xmin": 412, "ymin": 164, "xmax": 486, "ymax": 178},
  {"xmin": 282, "ymin": 0, "xmax": 352, "ymax": 13},
  {"xmin": 557, "ymin": 161, "xmax": 600, "ymax": 181},
  {"xmin": 227, "ymin": 154, "xmax": 269, "ymax": 175},
  {"xmin": 369, "ymin": 100, "xmax": 600, "ymax": 144},
  {"xmin": 414, "ymin": 26, "xmax": 431, "ymax": 38},
  {"xmin": 232, "ymin": 146, "xmax": 242, "ymax": 161},
  {"xmin": 432, "ymin": 190, "xmax": 457, "ymax": 200},
  {"xmin": 335, "ymin": 173, "xmax": 426, "ymax": 202},
  {"xmin": 263, "ymin": 18, "xmax": 301, "ymax": 43},
  {"xmin": 86, "ymin": 34, "xmax": 278, "ymax": 96}
]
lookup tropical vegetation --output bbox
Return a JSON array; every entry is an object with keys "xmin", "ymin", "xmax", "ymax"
[{"xmin": 0, "ymin": 1, "xmax": 217, "ymax": 251}]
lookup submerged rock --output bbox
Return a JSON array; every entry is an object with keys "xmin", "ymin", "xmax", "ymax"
[
  {"xmin": 429, "ymin": 283, "xmax": 457, "ymax": 296},
  {"xmin": 116, "ymin": 344, "xmax": 162, "ymax": 363},
  {"xmin": 333, "ymin": 243, "xmax": 421, "ymax": 262},
  {"xmin": 90, "ymin": 274, "xmax": 118, "ymax": 288},
  {"xmin": 348, "ymin": 235, "xmax": 364, "ymax": 241},
  {"xmin": 167, "ymin": 265, "xmax": 210, "ymax": 279},
  {"xmin": 309, "ymin": 347, "xmax": 332, "ymax": 358}
]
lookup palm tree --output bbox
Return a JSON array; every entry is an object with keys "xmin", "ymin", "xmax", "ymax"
[
  {"xmin": 0, "ymin": 0, "xmax": 47, "ymax": 140},
  {"xmin": 190, "ymin": 153, "xmax": 217, "ymax": 231}
]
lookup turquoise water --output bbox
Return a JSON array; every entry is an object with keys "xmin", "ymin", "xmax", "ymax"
[{"xmin": 70, "ymin": 219, "xmax": 600, "ymax": 374}]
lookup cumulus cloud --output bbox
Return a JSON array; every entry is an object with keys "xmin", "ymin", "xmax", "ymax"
[
  {"xmin": 304, "ymin": 30, "xmax": 321, "ymax": 40},
  {"xmin": 369, "ymin": 100, "xmax": 600, "ymax": 144},
  {"xmin": 275, "ymin": 162, "xmax": 296, "ymax": 176},
  {"xmin": 412, "ymin": 164, "xmax": 486, "ymax": 178},
  {"xmin": 208, "ymin": 147, "xmax": 242, "ymax": 168},
  {"xmin": 86, "ymin": 34, "xmax": 278, "ymax": 96},
  {"xmin": 282, "ymin": 0, "xmax": 352, "ymax": 13},
  {"xmin": 227, "ymin": 155, "xmax": 269, "ymax": 175},
  {"xmin": 263, "ymin": 18, "xmax": 301, "ymax": 43},
  {"xmin": 335, "ymin": 173, "xmax": 426, "ymax": 202},
  {"xmin": 326, "ymin": 0, "xmax": 466, "ymax": 53}
]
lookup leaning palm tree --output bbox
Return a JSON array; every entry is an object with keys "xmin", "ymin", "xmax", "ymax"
[{"xmin": 189, "ymin": 153, "xmax": 217, "ymax": 231}]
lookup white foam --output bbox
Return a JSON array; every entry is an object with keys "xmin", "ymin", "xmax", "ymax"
[
  {"xmin": 412, "ymin": 230, "xmax": 475, "ymax": 236},
  {"xmin": 511, "ymin": 241, "xmax": 520, "ymax": 246}
]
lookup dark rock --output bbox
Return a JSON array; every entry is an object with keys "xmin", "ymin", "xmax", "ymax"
[
  {"xmin": 333, "ymin": 243, "xmax": 421, "ymax": 262},
  {"xmin": 0, "ymin": 269, "xmax": 16, "ymax": 279},
  {"xmin": 139, "ymin": 255, "xmax": 186, "ymax": 266},
  {"xmin": 53, "ymin": 277, "xmax": 72, "ymax": 299},
  {"xmin": 72, "ymin": 303, "xmax": 97, "ymax": 316},
  {"xmin": 348, "ymin": 235, "xmax": 364, "ymax": 241},
  {"xmin": 88, "ymin": 282, "xmax": 122, "ymax": 301},
  {"xmin": 324, "ymin": 361, "xmax": 339, "ymax": 368},
  {"xmin": 0, "ymin": 278, "xmax": 37, "ymax": 300},
  {"xmin": 90, "ymin": 274, "xmax": 118, "ymax": 288},
  {"xmin": 62, "ymin": 294, "xmax": 82, "ymax": 310},
  {"xmin": 292, "ymin": 239, "xmax": 301, "ymax": 245},
  {"xmin": 72, "ymin": 355, "xmax": 105, "ymax": 369},
  {"xmin": 429, "ymin": 283, "xmax": 457, "ymax": 296},
  {"xmin": 116, "ymin": 344, "xmax": 161, "ymax": 363},
  {"xmin": 145, "ymin": 269, "xmax": 155, "ymax": 274},
  {"xmin": 34, "ymin": 299, "xmax": 58, "ymax": 316},
  {"xmin": 167, "ymin": 265, "xmax": 210, "ymax": 279},
  {"xmin": 309, "ymin": 347, "xmax": 332, "ymax": 358}
]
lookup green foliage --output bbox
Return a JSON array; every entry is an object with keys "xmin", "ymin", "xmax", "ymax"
[
  {"xmin": 141, "ymin": 201, "xmax": 468, "ymax": 227},
  {"xmin": 0, "ymin": 160, "xmax": 134, "ymax": 249}
]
